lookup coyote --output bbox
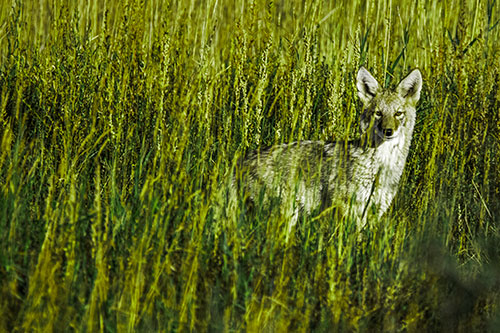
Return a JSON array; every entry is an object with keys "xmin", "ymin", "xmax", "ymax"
[{"xmin": 236, "ymin": 67, "xmax": 422, "ymax": 231}]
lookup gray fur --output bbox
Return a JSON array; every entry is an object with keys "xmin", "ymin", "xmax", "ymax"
[{"xmin": 237, "ymin": 67, "xmax": 422, "ymax": 231}]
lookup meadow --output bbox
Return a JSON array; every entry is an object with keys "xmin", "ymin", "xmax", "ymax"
[{"xmin": 0, "ymin": 0, "xmax": 499, "ymax": 331}]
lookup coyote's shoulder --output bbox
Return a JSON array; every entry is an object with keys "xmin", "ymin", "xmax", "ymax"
[{"xmin": 238, "ymin": 67, "xmax": 422, "ymax": 227}]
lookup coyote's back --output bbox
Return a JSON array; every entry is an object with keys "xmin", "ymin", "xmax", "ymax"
[{"xmin": 238, "ymin": 67, "xmax": 422, "ymax": 228}]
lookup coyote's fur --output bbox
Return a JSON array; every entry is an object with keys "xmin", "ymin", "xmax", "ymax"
[{"xmin": 237, "ymin": 67, "xmax": 422, "ymax": 230}]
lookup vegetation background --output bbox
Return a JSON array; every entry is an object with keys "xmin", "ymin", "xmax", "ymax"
[{"xmin": 1, "ymin": 0, "xmax": 499, "ymax": 331}]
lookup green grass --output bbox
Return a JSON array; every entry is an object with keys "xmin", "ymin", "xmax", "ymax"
[{"xmin": 1, "ymin": 0, "xmax": 500, "ymax": 331}]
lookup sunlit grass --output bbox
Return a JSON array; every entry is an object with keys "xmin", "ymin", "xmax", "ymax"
[{"xmin": 0, "ymin": 0, "xmax": 499, "ymax": 331}]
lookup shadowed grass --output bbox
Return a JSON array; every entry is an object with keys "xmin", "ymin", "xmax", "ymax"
[{"xmin": 0, "ymin": 0, "xmax": 499, "ymax": 331}]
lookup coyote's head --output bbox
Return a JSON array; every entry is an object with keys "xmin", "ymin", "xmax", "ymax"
[{"xmin": 357, "ymin": 67, "xmax": 422, "ymax": 141}]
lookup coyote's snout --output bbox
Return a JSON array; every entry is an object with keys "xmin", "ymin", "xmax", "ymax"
[
  {"xmin": 237, "ymin": 67, "xmax": 422, "ymax": 232},
  {"xmin": 357, "ymin": 67, "xmax": 421, "ymax": 145}
]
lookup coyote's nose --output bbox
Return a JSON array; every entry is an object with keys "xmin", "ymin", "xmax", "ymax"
[{"xmin": 383, "ymin": 129, "xmax": 393, "ymax": 137}]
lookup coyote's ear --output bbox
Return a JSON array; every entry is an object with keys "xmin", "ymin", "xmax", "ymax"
[
  {"xmin": 357, "ymin": 67, "xmax": 379, "ymax": 105},
  {"xmin": 397, "ymin": 69, "xmax": 422, "ymax": 106}
]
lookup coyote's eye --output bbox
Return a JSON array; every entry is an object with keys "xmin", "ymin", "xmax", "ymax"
[{"xmin": 395, "ymin": 111, "xmax": 404, "ymax": 117}]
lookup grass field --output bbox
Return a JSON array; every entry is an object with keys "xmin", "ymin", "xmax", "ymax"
[{"xmin": 1, "ymin": 0, "xmax": 500, "ymax": 331}]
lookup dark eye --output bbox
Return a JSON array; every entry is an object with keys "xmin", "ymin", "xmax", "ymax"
[
  {"xmin": 375, "ymin": 111, "xmax": 383, "ymax": 117},
  {"xmin": 395, "ymin": 111, "xmax": 404, "ymax": 117}
]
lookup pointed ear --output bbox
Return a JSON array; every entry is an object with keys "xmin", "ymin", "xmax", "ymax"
[
  {"xmin": 397, "ymin": 69, "xmax": 422, "ymax": 106},
  {"xmin": 357, "ymin": 67, "xmax": 379, "ymax": 105}
]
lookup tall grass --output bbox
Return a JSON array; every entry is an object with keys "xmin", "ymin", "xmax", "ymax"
[{"xmin": 0, "ymin": 0, "xmax": 499, "ymax": 331}]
